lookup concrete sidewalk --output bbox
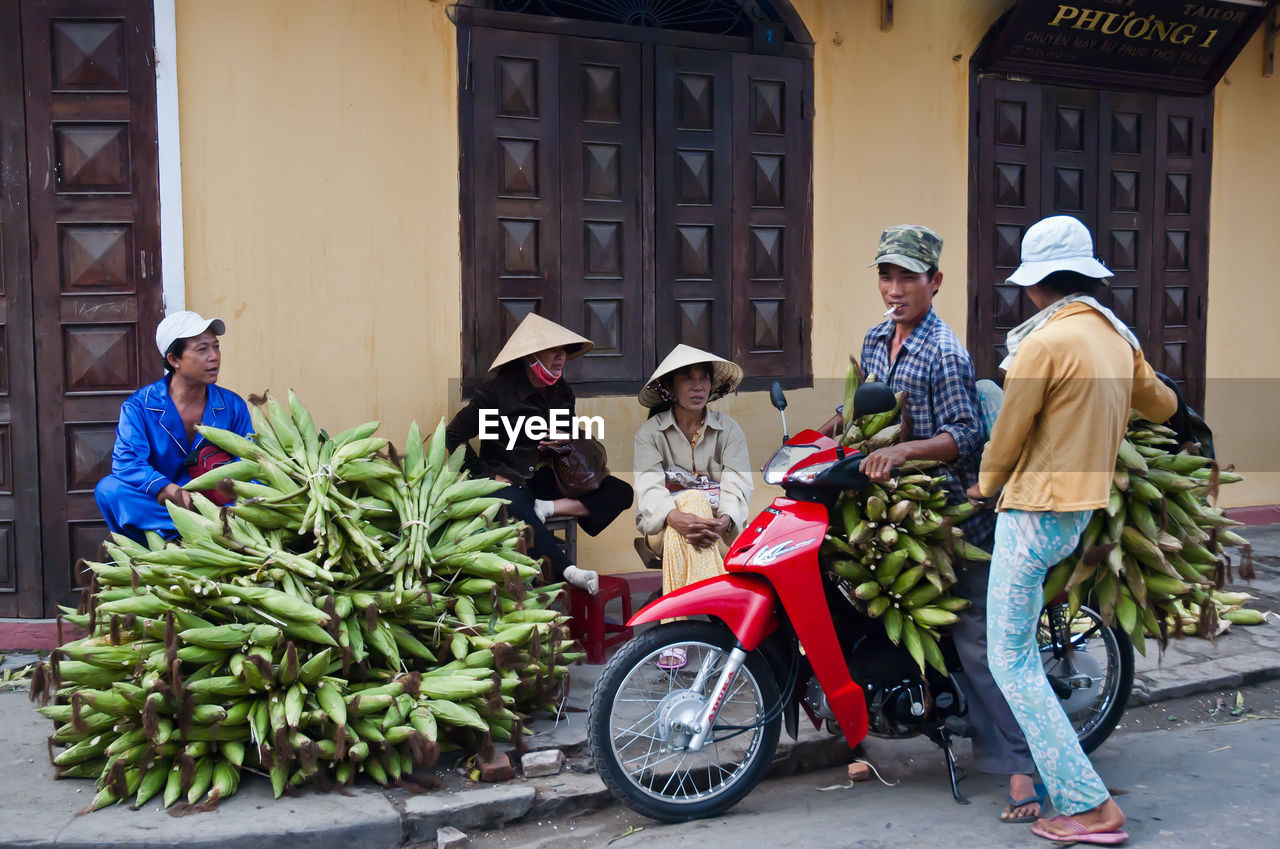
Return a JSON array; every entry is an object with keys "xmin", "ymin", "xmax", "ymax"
[{"xmin": 2, "ymin": 523, "xmax": 1277, "ymax": 849}]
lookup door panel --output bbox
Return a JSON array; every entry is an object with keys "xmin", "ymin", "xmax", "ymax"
[
  {"xmin": 654, "ymin": 45, "xmax": 734, "ymax": 363},
  {"xmin": 1149, "ymin": 96, "xmax": 1211, "ymax": 406},
  {"xmin": 730, "ymin": 51, "xmax": 807, "ymax": 378},
  {"xmin": 973, "ymin": 78, "xmax": 1044, "ymax": 376},
  {"xmin": 1095, "ymin": 90, "xmax": 1156, "ymax": 357},
  {"xmin": 558, "ymin": 36, "xmax": 647, "ymax": 383},
  {"xmin": 23, "ymin": 0, "xmax": 162, "ymax": 613},
  {"xmin": 468, "ymin": 28, "xmax": 561, "ymax": 378},
  {"xmin": 0, "ymin": 0, "xmax": 44, "ymax": 617}
]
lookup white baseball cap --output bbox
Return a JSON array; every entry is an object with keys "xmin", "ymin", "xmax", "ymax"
[
  {"xmin": 156, "ymin": 310, "xmax": 226, "ymax": 357},
  {"xmin": 1006, "ymin": 215, "xmax": 1113, "ymax": 287}
]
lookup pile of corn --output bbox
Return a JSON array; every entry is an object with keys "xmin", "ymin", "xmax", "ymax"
[
  {"xmin": 1044, "ymin": 417, "xmax": 1263, "ymax": 653},
  {"xmin": 30, "ymin": 395, "xmax": 577, "ymax": 812},
  {"xmin": 822, "ymin": 362, "xmax": 988, "ymax": 675}
]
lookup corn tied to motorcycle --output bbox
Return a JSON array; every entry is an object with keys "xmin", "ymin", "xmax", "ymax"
[
  {"xmin": 1042, "ymin": 415, "xmax": 1265, "ymax": 655},
  {"xmin": 29, "ymin": 393, "xmax": 582, "ymax": 812},
  {"xmin": 825, "ymin": 361, "xmax": 988, "ymax": 677}
]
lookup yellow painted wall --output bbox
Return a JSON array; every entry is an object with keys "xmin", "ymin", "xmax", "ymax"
[
  {"xmin": 175, "ymin": 0, "xmax": 1280, "ymax": 576},
  {"xmin": 1204, "ymin": 31, "xmax": 1280, "ymax": 509},
  {"xmin": 176, "ymin": 0, "xmax": 461, "ymax": 435}
]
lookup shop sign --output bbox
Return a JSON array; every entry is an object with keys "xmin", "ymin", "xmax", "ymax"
[{"xmin": 981, "ymin": 0, "xmax": 1275, "ymax": 93}]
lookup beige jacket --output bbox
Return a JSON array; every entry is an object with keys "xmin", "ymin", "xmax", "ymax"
[
  {"xmin": 979, "ymin": 302, "xmax": 1178, "ymax": 511},
  {"xmin": 634, "ymin": 409, "xmax": 754, "ymax": 537}
]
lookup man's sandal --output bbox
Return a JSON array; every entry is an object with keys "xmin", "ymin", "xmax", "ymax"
[{"xmin": 1001, "ymin": 782, "xmax": 1047, "ymax": 824}]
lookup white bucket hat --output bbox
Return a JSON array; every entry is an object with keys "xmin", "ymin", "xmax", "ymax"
[
  {"xmin": 1006, "ymin": 215, "xmax": 1113, "ymax": 287},
  {"xmin": 638, "ymin": 344, "xmax": 743, "ymax": 408},
  {"xmin": 156, "ymin": 310, "xmax": 226, "ymax": 357}
]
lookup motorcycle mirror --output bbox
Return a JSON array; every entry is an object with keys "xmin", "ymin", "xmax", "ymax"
[
  {"xmin": 853, "ymin": 381, "xmax": 895, "ymax": 417},
  {"xmin": 769, "ymin": 381, "xmax": 787, "ymax": 411}
]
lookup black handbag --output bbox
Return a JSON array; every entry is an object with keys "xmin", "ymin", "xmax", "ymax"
[{"xmin": 538, "ymin": 439, "xmax": 610, "ymax": 498}]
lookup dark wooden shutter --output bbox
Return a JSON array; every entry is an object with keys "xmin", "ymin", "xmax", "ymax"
[
  {"xmin": 730, "ymin": 51, "xmax": 808, "ymax": 380},
  {"xmin": 466, "ymin": 27, "xmax": 562, "ymax": 379},
  {"xmin": 0, "ymin": 0, "xmax": 44, "ymax": 617},
  {"xmin": 654, "ymin": 45, "xmax": 734, "ymax": 363},
  {"xmin": 971, "ymin": 77, "xmax": 1210, "ymax": 410},
  {"xmin": 558, "ymin": 36, "xmax": 648, "ymax": 384},
  {"xmin": 22, "ymin": 0, "xmax": 162, "ymax": 611}
]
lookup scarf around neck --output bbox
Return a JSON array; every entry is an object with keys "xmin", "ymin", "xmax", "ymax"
[{"xmin": 1000, "ymin": 294, "xmax": 1140, "ymax": 372}]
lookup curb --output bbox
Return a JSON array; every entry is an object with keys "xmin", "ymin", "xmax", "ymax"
[{"xmin": 1129, "ymin": 650, "xmax": 1280, "ymax": 705}]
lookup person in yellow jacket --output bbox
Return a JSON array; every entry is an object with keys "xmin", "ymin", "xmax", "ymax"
[{"xmin": 968, "ymin": 216, "xmax": 1177, "ymax": 845}]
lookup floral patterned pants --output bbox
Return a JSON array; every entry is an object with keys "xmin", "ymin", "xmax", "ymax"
[{"xmin": 987, "ymin": 509, "xmax": 1111, "ymax": 816}]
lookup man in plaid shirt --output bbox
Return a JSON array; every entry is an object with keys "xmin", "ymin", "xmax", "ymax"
[{"xmin": 847, "ymin": 225, "xmax": 1040, "ymax": 823}]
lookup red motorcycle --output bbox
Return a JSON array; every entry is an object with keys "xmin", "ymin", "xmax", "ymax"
[{"xmin": 588, "ymin": 381, "xmax": 1133, "ymax": 822}]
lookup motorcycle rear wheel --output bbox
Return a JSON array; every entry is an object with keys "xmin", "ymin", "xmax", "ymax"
[
  {"xmin": 1039, "ymin": 603, "xmax": 1134, "ymax": 754},
  {"xmin": 588, "ymin": 621, "xmax": 781, "ymax": 823}
]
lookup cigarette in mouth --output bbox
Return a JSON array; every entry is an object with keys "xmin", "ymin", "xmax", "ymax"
[{"xmin": 883, "ymin": 307, "xmax": 897, "ymax": 317}]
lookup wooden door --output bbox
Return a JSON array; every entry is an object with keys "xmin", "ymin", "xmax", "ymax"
[
  {"xmin": 22, "ymin": 0, "xmax": 162, "ymax": 613},
  {"xmin": 0, "ymin": 0, "xmax": 45, "ymax": 617},
  {"xmin": 654, "ymin": 45, "xmax": 734, "ymax": 365},
  {"xmin": 970, "ymin": 77, "xmax": 1211, "ymax": 410}
]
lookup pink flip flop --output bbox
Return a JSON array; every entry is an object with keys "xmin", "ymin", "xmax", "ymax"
[{"xmin": 1031, "ymin": 815, "xmax": 1129, "ymax": 845}]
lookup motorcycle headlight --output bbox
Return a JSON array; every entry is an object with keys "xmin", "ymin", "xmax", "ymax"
[
  {"xmin": 786, "ymin": 460, "xmax": 836, "ymax": 484},
  {"xmin": 761, "ymin": 444, "xmax": 823, "ymax": 485}
]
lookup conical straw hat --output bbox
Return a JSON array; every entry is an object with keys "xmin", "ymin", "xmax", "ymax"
[
  {"xmin": 638, "ymin": 344, "xmax": 743, "ymax": 408},
  {"xmin": 489, "ymin": 313, "xmax": 594, "ymax": 371}
]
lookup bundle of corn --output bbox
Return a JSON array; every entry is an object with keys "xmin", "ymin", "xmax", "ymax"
[
  {"xmin": 30, "ymin": 396, "xmax": 579, "ymax": 812},
  {"xmin": 1042, "ymin": 417, "xmax": 1259, "ymax": 654},
  {"xmin": 1164, "ymin": 590, "xmax": 1271, "ymax": 637},
  {"xmin": 822, "ymin": 360, "xmax": 989, "ymax": 675}
]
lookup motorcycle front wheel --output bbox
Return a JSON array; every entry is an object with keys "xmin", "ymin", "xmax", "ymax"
[
  {"xmin": 588, "ymin": 620, "xmax": 781, "ymax": 823},
  {"xmin": 1039, "ymin": 603, "xmax": 1134, "ymax": 754}
]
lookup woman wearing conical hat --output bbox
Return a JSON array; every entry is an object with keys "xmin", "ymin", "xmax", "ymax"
[
  {"xmin": 634, "ymin": 345, "xmax": 753, "ymax": 667},
  {"xmin": 446, "ymin": 314, "xmax": 633, "ymax": 594}
]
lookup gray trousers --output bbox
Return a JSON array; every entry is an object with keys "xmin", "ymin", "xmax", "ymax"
[{"xmin": 950, "ymin": 556, "xmax": 1036, "ymax": 776}]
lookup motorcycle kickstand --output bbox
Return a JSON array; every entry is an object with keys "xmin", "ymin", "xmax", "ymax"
[{"xmin": 925, "ymin": 726, "xmax": 970, "ymax": 805}]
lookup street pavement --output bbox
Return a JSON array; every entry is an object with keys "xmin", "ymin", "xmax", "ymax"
[
  {"xmin": 467, "ymin": 716, "xmax": 1280, "ymax": 849},
  {"xmin": 0, "ymin": 522, "xmax": 1276, "ymax": 849}
]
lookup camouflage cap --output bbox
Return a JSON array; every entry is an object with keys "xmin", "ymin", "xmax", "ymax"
[{"xmin": 869, "ymin": 225, "xmax": 943, "ymax": 274}]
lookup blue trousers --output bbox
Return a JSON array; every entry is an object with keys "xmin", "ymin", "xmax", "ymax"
[
  {"xmin": 95, "ymin": 475, "xmax": 176, "ymax": 543},
  {"xmin": 987, "ymin": 509, "xmax": 1110, "ymax": 815}
]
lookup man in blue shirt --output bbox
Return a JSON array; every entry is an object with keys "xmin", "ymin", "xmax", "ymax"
[
  {"xmin": 828, "ymin": 226, "xmax": 1041, "ymax": 823},
  {"xmin": 94, "ymin": 311, "xmax": 252, "ymax": 542}
]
